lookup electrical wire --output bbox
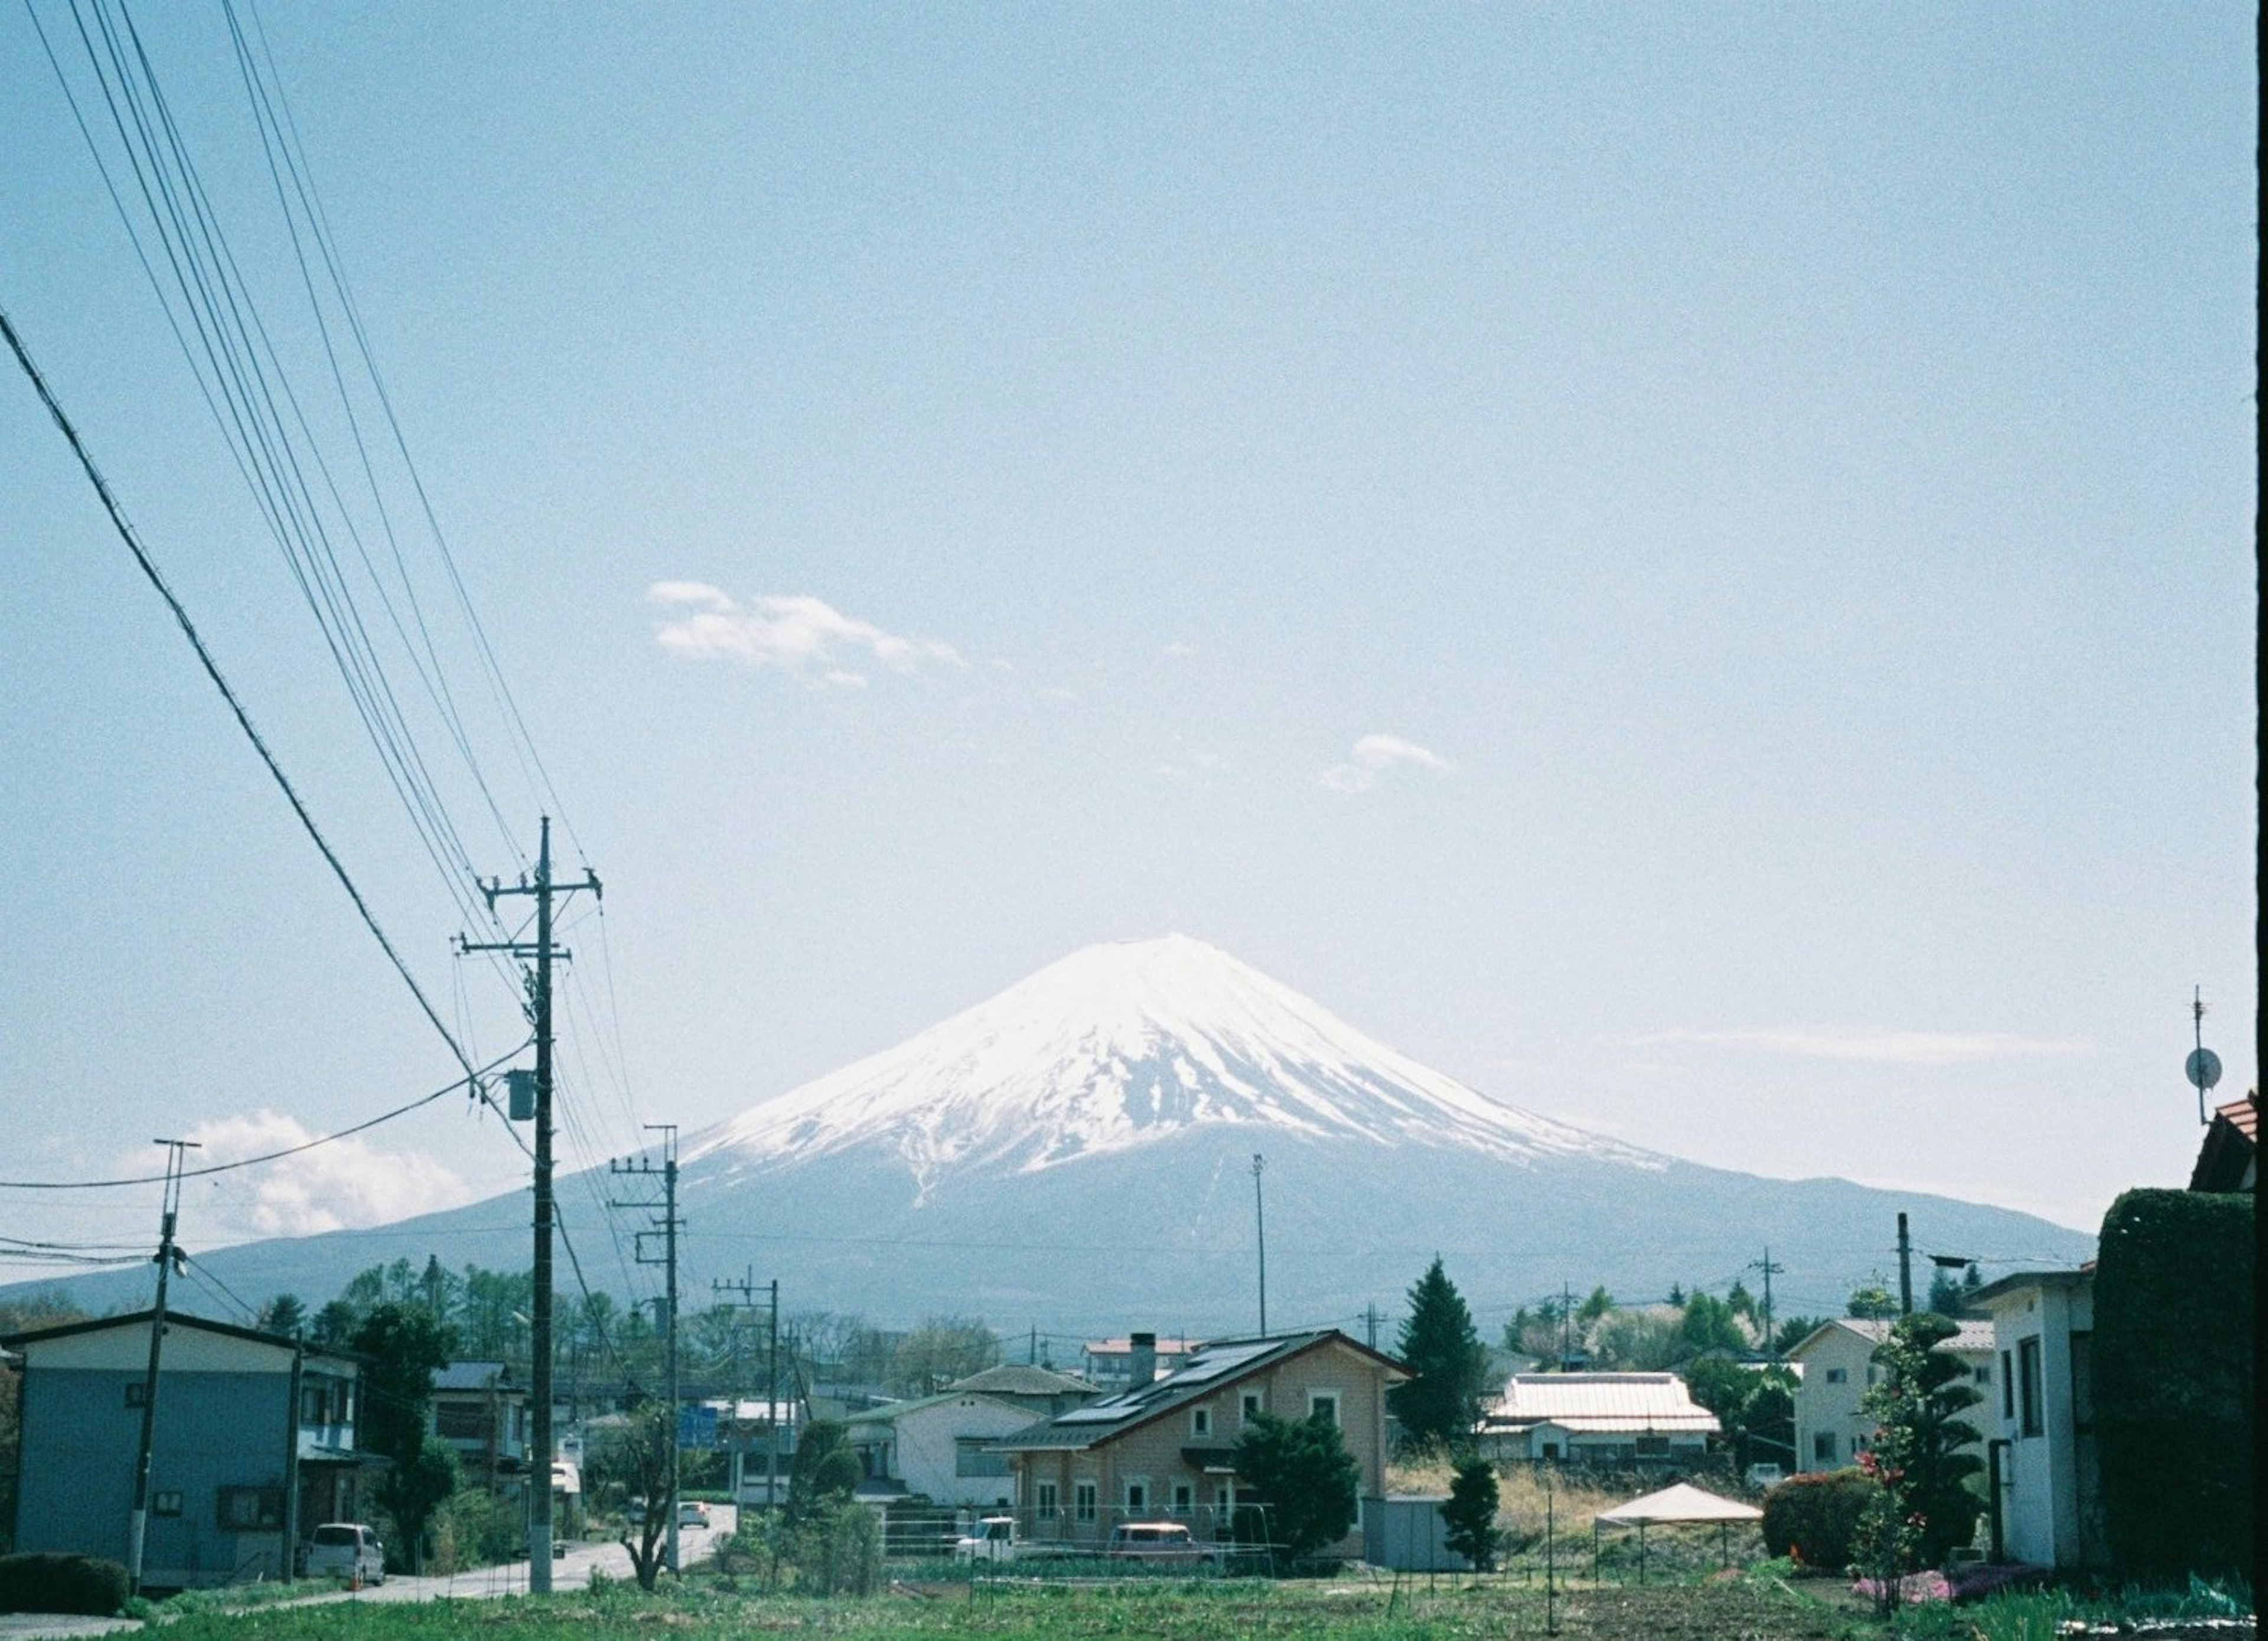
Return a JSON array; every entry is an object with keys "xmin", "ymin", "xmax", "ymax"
[{"xmin": 0, "ymin": 1044, "xmax": 523, "ymax": 1190}]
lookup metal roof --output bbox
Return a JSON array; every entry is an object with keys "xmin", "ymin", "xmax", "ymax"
[
  {"xmin": 949, "ymin": 1363, "xmax": 1095, "ymax": 1396},
  {"xmin": 1478, "ymin": 1373, "xmax": 1719, "ymax": 1434}
]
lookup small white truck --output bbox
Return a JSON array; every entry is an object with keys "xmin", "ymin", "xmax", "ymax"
[{"xmin": 951, "ymin": 1516, "xmax": 1022, "ymax": 1562}]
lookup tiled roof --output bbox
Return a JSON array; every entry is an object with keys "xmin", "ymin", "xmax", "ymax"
[
  {"xmin": 434, "ymin": 1361, "xmax": 517, "ymax": 1392},
  {"xmin": 1084, "ymin": 1336, "xmax": 1201, "ymax": 1356},
  {"xmin": 2214, "ymin": 1095, "xmax": 2257, "ymax": 1141},
  {"xmin": 1478, "ymin": 1373, "xmax": 1719, "ymax": 1435}
]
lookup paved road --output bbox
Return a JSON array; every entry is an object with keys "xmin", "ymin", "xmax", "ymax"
[
  {"xmin": 0, "ymin": 1507, "xmax": 739, "ymax": 1639},
  {"xmin": 338, "ymin": 1505, "xmax": 738, "ymax": 1603}
]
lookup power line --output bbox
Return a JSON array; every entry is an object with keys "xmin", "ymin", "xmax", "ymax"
[{"xmin": 0, "ymin": 1045, "xmax": 522, "ymax": 1190}]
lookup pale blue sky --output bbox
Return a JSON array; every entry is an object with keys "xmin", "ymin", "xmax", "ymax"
[{"xmin": 1, "ymin": 3, "xmax": 2253, "ymax": 1309}]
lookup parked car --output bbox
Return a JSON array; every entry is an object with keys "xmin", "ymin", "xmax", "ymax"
[
  {"xmin": 1105, "ymin": 1521, "xmax": 1206, "ymax": 1564},
  {"xmin": 677, "ymin": 1500, "xmax": 712, "ymax": 1528},
  {"xmin": 1744, "ymin": 1463, "xmax": 1785, "ymax": 1490},
  {"xmin": 302, "ymin": 1522, "xmax": 384, "ymax": 1585}
]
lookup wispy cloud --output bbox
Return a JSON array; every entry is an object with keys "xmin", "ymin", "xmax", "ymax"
[
  {"xmin": 1637, "ymin": 1026, "xmax": 2095, "ymax": 1066},
  {"xmin": 157, "ymin": 1110, "xmax": 474, "ymax": 1241},
  {"xmin": 649, "ymin": 585, "xmax": 964, "ymax": 686},
  {"xmin": 1318, "ymin": 732, "xmax": 1454, "ymax": 793}
]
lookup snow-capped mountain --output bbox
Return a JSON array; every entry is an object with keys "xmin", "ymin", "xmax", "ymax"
[
  {"xmin": 11, "ymin": 936, "xmax": 2097, "ymax": 1332},
  {"xmin": 685, "ymin": 935, "xmax": 1653, "ymax": 1196}
]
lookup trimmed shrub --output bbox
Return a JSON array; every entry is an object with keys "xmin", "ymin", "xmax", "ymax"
[
  {"xmin": 2094, "ymin": 1189, "xmax": 2254, "ymax": 1578},
  {"xmin": 0, "ymin": 1552, "xmax": 131, "ymax": 1615},
  {"xmin": 1759, "ymin": 1469, "xmax": 1876, "ymax": 1570}
]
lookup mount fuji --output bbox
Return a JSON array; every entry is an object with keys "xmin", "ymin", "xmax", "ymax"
[{"xmin": 13, "ymin": 936, "xmax": 2094, "ymax": 1334}]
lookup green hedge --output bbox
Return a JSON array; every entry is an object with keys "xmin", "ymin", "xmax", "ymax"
[
  {"xmin": 2094, "ymin": 1188, "xmax": 2253, "ymax": 1578},
  {"xmin": 0, "ymin": 1552, "xmax": 131, "ymax": 1615},
  {"xmin": 1759, "ymin": 1469, "xmax": 1876, "ymax": 1571}
]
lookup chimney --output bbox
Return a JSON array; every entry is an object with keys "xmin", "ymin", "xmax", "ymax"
[{"xmin": 1129, "ymin": 1331, "xmax": 1157, "ymax": 1389}]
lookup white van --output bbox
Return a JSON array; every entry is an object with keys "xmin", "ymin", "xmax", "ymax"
[{"xmin": 303, "ymin": 1522, "xmax": 385, "ymax": 1584}]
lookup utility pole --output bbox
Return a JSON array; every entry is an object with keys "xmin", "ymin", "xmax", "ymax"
[
  {"xmin": 461, "ymin": 816, "xmax": 599, "ymax": 1593},
  {"xmin": 1560, "ymin": 1281, "xmax": 1574, "ymax": 1369},
  {"xmin": 1896, "ymin": 1213, "xmax": 1914, "ymax": 1316},
  {"xmin": 712, "ymin": 1271, "xmax": 779, "ymax": 1528},
  {"xmin": 127, "ymin": 1139, "xmax": 198, "ymax": 1599},
  {"xmin": 1751, "ymin": 1249, "xmax": 1784, "ymax": 1361},
  {"xmin": 612, "ymin": 1125, "xmax": 680, "ymax": 1575},
  {"xmin": 1250, "ymin": 1154, "xmax": 1267, "ymax": 1337},
  {"xmin": 1363, "ymin": 1302, "xmax": 1379, "ymax": 1352}
]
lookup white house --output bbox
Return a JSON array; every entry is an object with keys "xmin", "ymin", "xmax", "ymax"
[
  {"xmin": 1969, "ymin": 1270, "xmax": 2104, "ymax": 1568},
  {"xmin": 1785, "ymin": 1318, "xmax": 1993, "ymax": 1474},
  {"xmin": 1473, "ymin": 1373, "xmax": 1718, "ymax": 1468},
  {"xmin": 843, "ymin": 1391, "xmax": 1037, "ymax": 1509}
]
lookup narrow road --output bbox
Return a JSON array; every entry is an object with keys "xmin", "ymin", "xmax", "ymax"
[{"xmin": 0, "ymin": 1507, "xmax": 739, "ymax": 1639}]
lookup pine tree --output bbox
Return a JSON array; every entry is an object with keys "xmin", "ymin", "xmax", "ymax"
[
  {"xmin": 1439, "ymin": 1456, "xmax": 1501, "ymax": 1570},
  {"xmin": 1387, "ymin": 1256, "xmax": 1490, "ymax": 1451}
]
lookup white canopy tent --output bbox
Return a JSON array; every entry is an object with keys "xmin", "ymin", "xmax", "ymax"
[{"xmin": 1593, "ymin": 1483, "xmax": 1764, "ymax": 1580}]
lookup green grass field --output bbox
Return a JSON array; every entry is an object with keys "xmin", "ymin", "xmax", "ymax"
[{"xmin": 145, "ymin": 1572, "xmax": 1870, "ymax": 1641}]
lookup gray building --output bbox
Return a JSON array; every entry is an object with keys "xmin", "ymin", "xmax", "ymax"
[{"xmin": 1, "ymin": 1310, "xmax": 369, "ymax": 1590}]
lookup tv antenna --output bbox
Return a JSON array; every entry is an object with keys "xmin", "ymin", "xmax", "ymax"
[{"xmin": 2185, "ymin": 986, "xmax": 2221, "ymax": 1125}]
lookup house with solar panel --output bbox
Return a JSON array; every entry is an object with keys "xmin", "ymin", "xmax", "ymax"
[{"xmin": 991, "ymin": 1330, "xmax": 1405, "ymax": 1557}]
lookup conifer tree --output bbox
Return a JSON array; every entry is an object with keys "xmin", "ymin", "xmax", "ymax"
[
  {"xmin": 1439, "ymin": 1456, "xmax": 1501, "ymax": 1570},
  {"xmin": 1387, "ymin": 1256, "xmax": 1490, "ymax": 1450}
]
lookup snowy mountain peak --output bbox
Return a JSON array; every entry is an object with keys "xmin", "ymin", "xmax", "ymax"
[{"xmin": 685, "ymin": 935, "xmax": 1654, "ymax": 1193}]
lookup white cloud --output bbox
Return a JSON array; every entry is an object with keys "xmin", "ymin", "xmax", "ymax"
[
  {"xmin": 647, "ymin": 586, "xmax": 964, "ymax": 684},
  {"xmin": 1318, "ymin": 732, "xmax": 1453, "ymax": 792},
  {"xmin": 1636, "ymin": 1026, "xmax": 2096, "ymax": 1066},
  {"xmin": 1162, "ymin": 641, "xmax": 1197, "ymax": 660},
  {"xmin": 156, "ymin": 1110, "xmax": 474, "ymax": 1241}
]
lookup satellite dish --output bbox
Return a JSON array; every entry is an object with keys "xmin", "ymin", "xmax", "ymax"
[{"xmin": 2185, "ymin": 1047, "xmax": 2223, "ymax": 1092}]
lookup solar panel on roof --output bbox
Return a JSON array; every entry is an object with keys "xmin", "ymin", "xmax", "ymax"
[
  {"xmin": 1055, "ymin": 1402, "xmax": 1139, "ymax": 1424},
  {"xmin": 1166, "ymin": 1342, "xmax": 1273, "ymax": 1384}
]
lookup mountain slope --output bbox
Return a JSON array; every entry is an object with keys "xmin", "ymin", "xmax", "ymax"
[
  {"xmin": 686, "ymin": 935, "xmax": 1654, "ymax": 1198},
  {"xmin": 4, "ymin": 936, "xmax": 2096, "ymax": 1330}
]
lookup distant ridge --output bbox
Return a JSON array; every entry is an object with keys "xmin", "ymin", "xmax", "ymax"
[{"xmin": 2, "ymin": 937, "xmax": 2095, "ymax": 1330}]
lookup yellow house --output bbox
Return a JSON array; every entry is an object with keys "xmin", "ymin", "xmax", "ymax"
[{"xmin": 993, "ymin": 1330, "xmax": 1405, "ymax": 1560}]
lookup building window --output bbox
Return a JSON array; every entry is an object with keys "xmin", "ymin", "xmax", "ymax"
[
  {"xmin": 301, "ymin": 1384, "xmax": 330, "ymax": 1424},
  {"xmin": 1973, "ymin": 1362, "xmax": 1992, "ymax": 1385},
  {"xmin": 1308, "ymin": 1392, "xmax": 1338, "ymax": 1427},
  {"xmin": 124, "ymin": 1382, "xmax": 148, "ymax": 1408},
  {"xmin": 1240, "ymin": 1392, "xmax": 1263, "ymax": 1423},
  {"xmin": 1823, "ymin": 1368, "xmax": 1846, "ymax": 1385},
  {"xmin": 218, "ymin": 1486, "xmax": 284, "ymax": 1531},
  {"xmin": 2068, "ymin": 1332, "xmax": 2093, "ymax": 1434},
  {"xmin": 2000, "ymin": 1351, "xmax": 2015, "ymax": 1420},
  {"xmin": 1036, "ymin": 1482, "xmax": 1058, "ymax": 1521},
  {"xmin": 1074, "ymin": 1482, "xmax": 1097, "ymax": 1524},
  {"xmin": 1865, "ymin": 1365, "xmax": 1878, "ymax": 1386},
  {"xmin": 1635, "ymin": 1434, "xmax": 1669, "ymax": 1460},
  {"xmin": 1125, "ymin": 1480, "xmax": 1148, "ymax": 1515},
  {"xmin": 1171, "ymin": 1482, "xmax": 1194, "ymax": 1516},
  {"xmin": 1214, "ymin": 1483, "xmax": 1234, "ymax": 1513},
  {"xmin": 152, "ymin": 1491, "xmax": 183, "ymax": 1518},
  {"xmin": 2018, "ymin": 1337, "xmax": 2043, "ymax": 1437},
  {"xmin": 1812, "ymin": 1431, "xmax": 1836, "ymax": 1463},
  {"xmin": 1191, "ymin": 1407, "xmax": 1211, "ymax": 1437}
]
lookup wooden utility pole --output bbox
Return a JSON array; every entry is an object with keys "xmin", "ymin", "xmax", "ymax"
[
  {"xmin": 612, "ymin": 1125, "xmax": 680, "ymax": 1574},
  {"xmin": 127, "ymin": 1138, "xmax": 198, "ymax": 1598},
  {"xmin": 1896, "ymin": 1213, "xmax": 1914, "ymax": 1316},
  {"xmin": 1752, "ymin": 1249, "xmax": 1784, "ymax": 1360},
  {"xmin": 462, "ymin": 817, "xmax": 599, "ymax": 1593}
]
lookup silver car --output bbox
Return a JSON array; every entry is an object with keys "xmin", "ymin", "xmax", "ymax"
[{"xmin": 302, "ymin": 1522, "xmax": 385, "ymax": 1584}]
